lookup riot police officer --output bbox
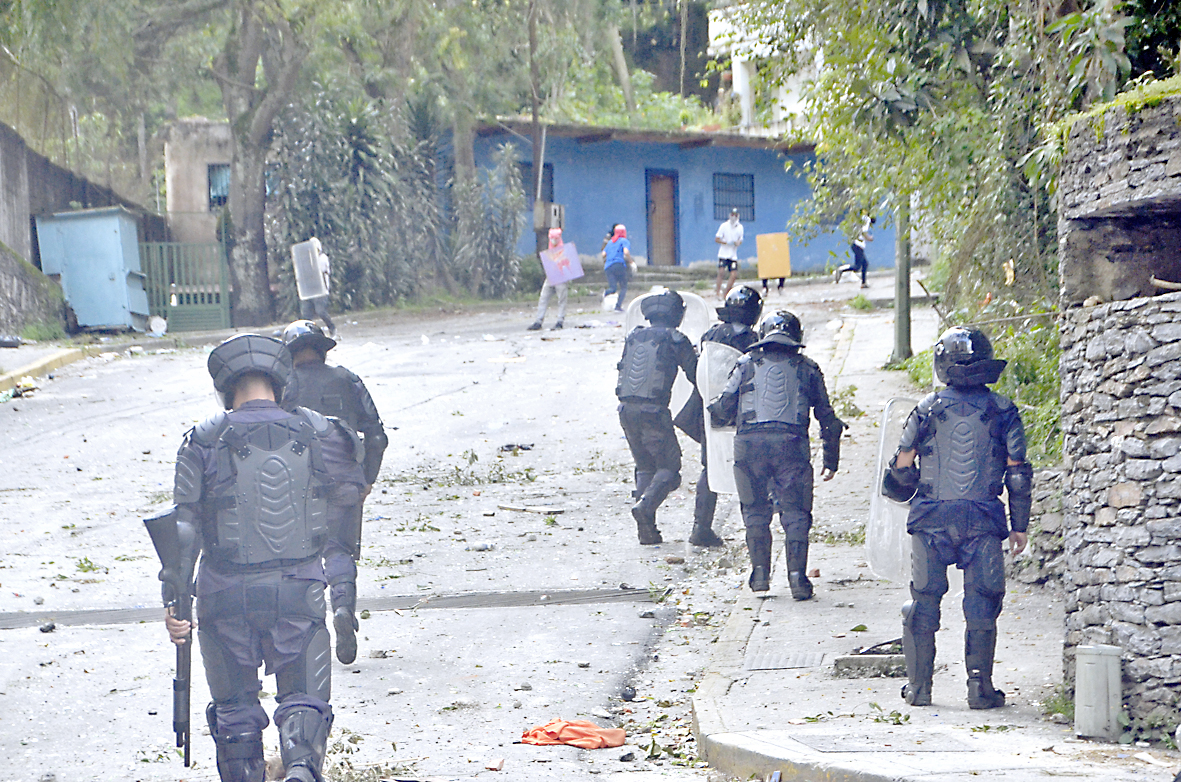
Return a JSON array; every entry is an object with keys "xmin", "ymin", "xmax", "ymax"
[
  {"xmin": 709, "ymin": 311, "xmax": 844, "ymax": 597},
  {"xmin": 616, "ymin": 289, "xmax": 698, "ymax": 544},
  {"xmin": 883, "ymin": 326, "xmax": 1032, "ymax": 710},
  {"xmin": 163, "ymin": 334, "xmax": 366, "ymax": 782},
  {"xmin": 281, "ymin": 320, "xmax": 388, "ymax": 665},
  {"xmin": 689, "ymin": 285, "xmax": 763, "ymax": 547}
]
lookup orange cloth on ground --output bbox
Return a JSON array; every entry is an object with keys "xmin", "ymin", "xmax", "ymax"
[{"xmin": 520, "ymin": 719, "xmax": 626, "ymax": 749}]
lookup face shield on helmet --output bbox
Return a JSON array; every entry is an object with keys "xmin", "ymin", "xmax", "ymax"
[
  {"xmin": 932, "ymin": 326, "xmax": 1006, "ymax": 386},
  {"xmin": 640, "ymin": 289, "xmax": 686, "ymax": 327},
  {"xmin": 281, "ymin": 319, "xmax": 336, "ymax": 359},
  {"xmin": 717, "ymin": 285, "xmax": 762, "ymax": 326},
  {"xmin": 207, "ymin": 334, "xmax": 293, "ymax": 409}
]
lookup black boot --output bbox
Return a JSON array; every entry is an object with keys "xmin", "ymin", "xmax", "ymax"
[
  {"xmin": 901, "ymin": 633, "xmax": 935, "ymax": 706},
  {"xmin": 279, "ymin": 707, "xmax": 332, "ymax": 782},
  {"xmin": 331, "ymin": 581, "xmax": 358, "ymax": 665},
  {"xmin": 632, "ymin": 502, "xmax": 663, "ymax": 545},
  {"xmin": 965, "ymin": 629, "xmax": 1005, "ymax": 709},
  {"xmin": 786, "ymin": 541, "xmax": 813, "ymax": 600},
  {"xmin": 746, "ymin": 526, "xmax": 772, "ymax": 593},
  {"xmin": 690, "ymin": 470, "xmax": 724, "ymax": 547},
  {"xmin": 214, "ymin": 732, "xmax": 266, "ymax": 782}
]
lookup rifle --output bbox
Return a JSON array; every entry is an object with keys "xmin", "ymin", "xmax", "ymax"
[{"xmin": 144, "ymin": 507, "xmax": 196, "ymax": 766}]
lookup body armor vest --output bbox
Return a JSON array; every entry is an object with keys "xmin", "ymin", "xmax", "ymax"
[
  {"xmin": 738, "ymin": 352, "xmax": 810, "ymax": 430},
  {"xmin": 704, "ymin": 323, "xmax": 757, "ymax": 353},
  {"xmin": 206, "ymin": 409, "xmax": 331, "ymax": 569},
  {"xmin": 915, "ymin": 391, "xmax": 1005, "ymax": 502},
  {"xmin": 289, "ymin": 363, "xmax": 362, "ymax": 429},
  {"xmin": 616, "ymin": 328, "xmax": 680, "ymax": 405}
]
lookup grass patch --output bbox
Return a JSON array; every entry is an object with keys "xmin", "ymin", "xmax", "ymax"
[
  {"xmin": 831, "ymin": 385, "xmax": 865, "ymax": 419},
  {"xmin": 20, "ymin": 320, "xmax": 66, "ymax": 342},
  {"xmin": 1041, "ymin": 685, "xmax": 1074, "ymax": 722},
  {"xmin": 848, "ymin": 294, "xmax": 874, "ymax": 311},
  {"xmin": 811, "ymin": 524, "xmax": 867, "ymax": 546}
]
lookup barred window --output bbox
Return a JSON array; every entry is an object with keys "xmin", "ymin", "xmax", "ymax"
[
  {"xmin": 208, "ymin": 164, "xmax": 230, "ymax": 209},
  {"xmin": 713, "ymin": 173, "xmax": 754, "ymax": 221}
]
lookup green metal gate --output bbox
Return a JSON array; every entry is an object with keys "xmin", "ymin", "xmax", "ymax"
[{"xmin": 140, "ymin": 243, "xmax": 232, "ymax": 331}]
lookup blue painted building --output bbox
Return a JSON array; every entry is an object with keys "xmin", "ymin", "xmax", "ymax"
[{"xmin": 473, "ymin": 120, "xmax": 894, "ymax": 273}]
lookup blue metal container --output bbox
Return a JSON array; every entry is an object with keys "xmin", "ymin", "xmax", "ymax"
[{"xmin": 35, "ymin": 206, "xmax": 150, "ymax": 332}]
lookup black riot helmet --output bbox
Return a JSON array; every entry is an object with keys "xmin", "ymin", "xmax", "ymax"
[
  {"xmin": 753, "ymin": 310, "xmax": 805, "ymax": 349},
  {"xmin": 282, "ymin": 319, "xmax": 336, "ymax": 358},
  {"xmin": 641, "ymin": 289, "xmax": 686, "ymax": 327},
  {"xmin": 717, "ymin": 285, "xmax": 763, "ymax": 326},
  {"xmin": 933, "ymin": 326, "xmax": 1007, "ymax": 386},
  {"xmin": 207, "ymin": 334, "xmax": 292, "ymax": 409}
]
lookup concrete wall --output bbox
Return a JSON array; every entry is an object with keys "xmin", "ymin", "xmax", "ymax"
[
  {"xmin": 473, "ymin": 132, "xmax": 896, "ymax": 274},
  {"xmin": 0, "ymin": 123, "xmax": 33, "ymax": 261},
  {"xmin": 0, "ymin": 241, "xmax": 61, "ymax": 335},
  {"xmin": 1059, "ymin": 101, "xmax": 1181, "ymax": 306},
  {"xmin": 164, "ymin": 118, "xmax": 232, "ymax": 244}
]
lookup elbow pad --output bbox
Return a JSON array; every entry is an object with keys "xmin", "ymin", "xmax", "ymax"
[
  {"xmin": 1004, "ymin": 462, "xmax": 1034, "ymax": 533},
  {"xmin": 882, "ymin": 453, "xmax": 919, "ymax": 503}
]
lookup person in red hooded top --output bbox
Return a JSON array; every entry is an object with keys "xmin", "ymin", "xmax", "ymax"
[{"xmin": 602, "ymin": 224, "xmax": 632, "ymax": 313}]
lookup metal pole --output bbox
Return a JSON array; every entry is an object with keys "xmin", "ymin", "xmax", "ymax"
[{"xmin": 892, "ymin": 198, "xmax": 912, "ymax": 363}]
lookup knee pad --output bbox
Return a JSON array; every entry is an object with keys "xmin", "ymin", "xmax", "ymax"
[
  {"xmin": 198, "ymin": 629, "xmax": 254, "ymax": 703},
  {"xmin": 653, "ymin": 468, "xmax": 681, "ymax": 492},
  {"xmin": 779, "ymin": 510, "xmax": 812, "ymax": 542},
  {"xmin": 276, "ymin": 626, "xmax": 332, "ymax": 703}
]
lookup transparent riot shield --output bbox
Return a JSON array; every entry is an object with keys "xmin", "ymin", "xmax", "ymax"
[
  {"xmin": 867, "ymin": 397, "xmax": 918, "ymax": 584},
  {"xmin": 292, "ymin": 239, "xmax": 328, "ymax": 301},
  {"xmin": 624, "ymin": 289, "xmax": 713, "ymax": 413},
  {"xmin": 869, "ymin": 396, "xmax": 964, "ymax": 596},
  {"xmin": 698, "ymin": 342, "xmax": 743, "ymax": 494}
]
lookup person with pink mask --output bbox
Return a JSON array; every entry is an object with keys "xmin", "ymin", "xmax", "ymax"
[
  {"xmin": 528, "ymin": 227, "xmax": 570, "ymax": 330},
  {"xmin": 602, "ymin": 224, "xmax": 632, "ymax": 313}
]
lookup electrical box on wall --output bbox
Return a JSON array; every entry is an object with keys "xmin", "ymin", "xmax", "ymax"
[{"xmin": 533, "ymin": 201, "xmax": 564, "ymax": 231}]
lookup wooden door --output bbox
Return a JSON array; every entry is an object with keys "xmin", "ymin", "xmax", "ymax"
[{"xmin": 646, "ymin": 171, "xmax": 678, "ymax": 266}]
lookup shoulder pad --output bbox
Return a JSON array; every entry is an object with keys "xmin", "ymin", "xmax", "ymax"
[
  {"xmin": 989, "ymin": 391, "xmax": 1016, "ymax": 412},
  {"xmin": 916, "ymin": 391, "xmax": 941, "ymax": 415},
  {"xmin": 799, "ymin": 355, "xmax": 821, "ymax": 371},
  {"xmin": 330, "ymin": 417, "xmax": 365, "ymax": 464},
  {"xmin": 669, "ymin": 329, "xmax": 691, "ymax": 344},
  {"xmin": 191, "ymin": 411, "xmax": 229, "ymax": 446},
  {"xmin": 296, "ymin": 406, "xmax": 332, "ymax": 434}
]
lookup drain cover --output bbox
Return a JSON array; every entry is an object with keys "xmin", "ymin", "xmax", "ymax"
[{"xmin": 745, "ymin": 649, "xmax": 826, "ymax": 670}]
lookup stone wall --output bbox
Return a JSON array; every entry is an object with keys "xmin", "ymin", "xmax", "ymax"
[
  {"xmin": 1058, "ymin": 99, "xmax": 1181, "ymax": 306},
  {"xmin": 1060, "ymin": 292, "xmax": 1181, "ymax": 724},
  {"xmin": 0, "ymin": 240, "xmax": 62, "ymax": 335},
  {"xmin": 1012, "ymin": 468, "xmax": 1066, "ymax": 586}
]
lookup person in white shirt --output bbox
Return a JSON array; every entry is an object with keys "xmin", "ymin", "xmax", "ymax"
[
  {"xmin": 714, "ymin": 208, "xmax": 744, "ymax": 298},
  {"xmin": 835, "ymin": 215, "xmax": 875, "ymax": 288}
]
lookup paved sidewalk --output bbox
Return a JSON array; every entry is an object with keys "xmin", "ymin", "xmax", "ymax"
[{"xmin": 691, "ymin": 296, "xmax": 1176, "ymax": 781}]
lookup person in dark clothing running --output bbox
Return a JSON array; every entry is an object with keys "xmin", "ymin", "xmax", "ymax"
[
  {"xmin": 688, "ymin": 285, "xmax": 763, "ymax": 547},
  {"xmin": 616, "ymin": 289, "xmax": 698, "ymax": 544},
  {"xmin": 709, "ymin": 311, "xmax": 844, "ymax": 597},
  {"xmin": 162, "ymin": 334, "xmax": 366, "ymax": 782},
  {"xmin": 883, "ymin": 326, "xmax": 1031, "ymax": 710},
  {"xmin": 281, "ymin": 320, "xmax": 389, "ymax": 665}
]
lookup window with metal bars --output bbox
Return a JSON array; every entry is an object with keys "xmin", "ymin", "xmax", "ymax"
[
  {"xmin": 713, "ymin": 173, "xmax": 754, "ymax": 222},
  {"xmin": 208, "ymin": 163, "xmax": 230, "ymax": 209}
]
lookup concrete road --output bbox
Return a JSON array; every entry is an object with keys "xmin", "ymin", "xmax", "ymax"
[{"xmin": 0, "ymin": 288, "xmax": 932, "ymax": 782}]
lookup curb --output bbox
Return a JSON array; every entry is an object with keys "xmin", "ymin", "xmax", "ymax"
[{"xmin": 0, "ymin": 347, "xmax": 99, "ymax": 393}]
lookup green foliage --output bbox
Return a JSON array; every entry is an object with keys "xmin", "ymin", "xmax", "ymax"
[
  {"xmin": 1118, "ymin": 708, "xmax": 1178, "ymax": 748},
  {"xmin": 550, "ymin": 66, "xmax": 717, "ymax": 130},
  {"xmin": 898, "ymin": 348, "xmax": 934, "ymax": 390},
  {"xmin": 991, "ymin": 321, "xmax": 1063, "ymax": 466},
  {"xmin": 847, "ymin": 294, "xmax": 874, "ymax": 311},
  {"xmin": 453, "ymin": 143, "xmax": 527, "ymax": 299},
  {"xmin": 1041, "ymin": 685, "xmax": 1075, "ymax": 722},
  {"xmin": 830, "ymin": 385, "xmax": 865, "ymax": 419},
  {"xmin": 1047, "ymin": 4, "xmax": 1134, "ymax": 106},
  {"xmin": 269, "ymin": 82, "xmax": 446, "ymax": 314},
  {"xmin": 20, "ymin": 321, "xmax": 65, "ymax": 342}
]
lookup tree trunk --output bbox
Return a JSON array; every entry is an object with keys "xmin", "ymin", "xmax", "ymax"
[
  {"xmin": 606, "ymin": 23, "xmax": 635, "ymax": 115},
  {"xmin": 892, "ymin": 197, "xmax": 913, "ymax": 364},
  {"xmin": 212, "ymin": 0, "xmax": 307, "ymax": 327}
]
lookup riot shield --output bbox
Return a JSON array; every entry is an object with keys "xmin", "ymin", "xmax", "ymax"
[
  {"xmin": 292, "ymin": 239, "xmax": 328, "ymax": 301},
  {"xmin": 867, "ymin": 397, "xmax": 918, "ymax": 584},
  {"xmin": 698, "ymin": 342, "xmax": 743, "ymax": 494},
  {"xmin": 624, "ymin": 289, "xmax": 713, "ymax": 413}
]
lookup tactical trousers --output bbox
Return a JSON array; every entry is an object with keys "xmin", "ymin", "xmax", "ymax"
[
  {"xmin": 733, "ymin": 432, "xmax": 813, "ymax": 559},
  {"xmin": 908, "ymin": 527, "xmax": 1005, "ymax": 638},
  {"xmin": 619, "ymin": 403, "xmax": 681, "ymax": 511},
  {"xmin": 196, "ymin": 575, "xmax": 333, "ymax": 745}
]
